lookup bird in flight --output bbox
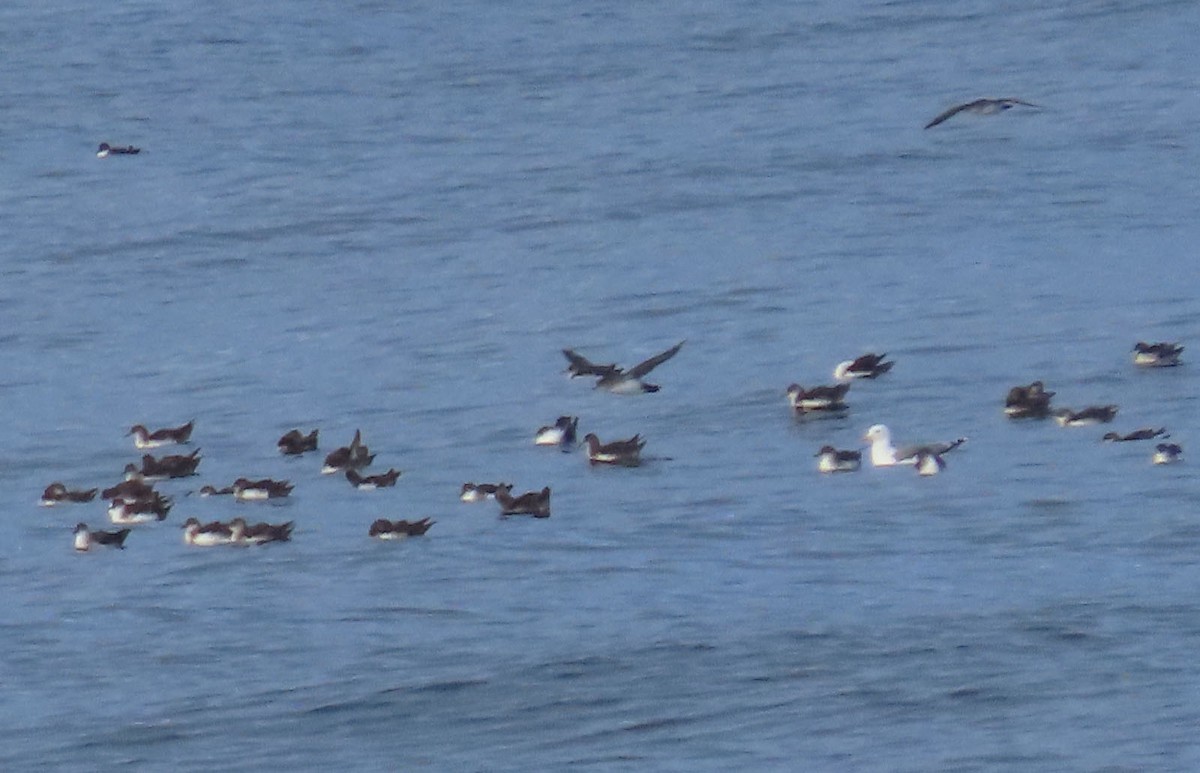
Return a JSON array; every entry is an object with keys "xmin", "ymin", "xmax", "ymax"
[
  {"xmin": 924, "ymin": 98, "xmax": 1040, "ymax": 129},
  {"xmin": 561, "ymin": 340, "xmax": 685, "ymax": 393}
]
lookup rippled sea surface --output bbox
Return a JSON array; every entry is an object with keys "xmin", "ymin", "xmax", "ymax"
[{"xmin": 3, "ymin": 1, "xmax": 1200, "ymax": 769}]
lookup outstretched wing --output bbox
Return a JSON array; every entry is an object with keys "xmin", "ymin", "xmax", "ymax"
[
  {"xmin": 562, "ymin": 349, "xmax": 619, "ymax": 378},
  {"xmin": 626, "ymin": 340, "xmax": 685, "ymax": 379},
  {"xmin": 924, "ymin": 101, "xmax": 974, "ymax": 129}
]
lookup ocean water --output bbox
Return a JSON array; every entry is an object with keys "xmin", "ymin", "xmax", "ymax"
[{"xmin": 3, "ymin": 0, "xmax": 1200, "ymax": 769}]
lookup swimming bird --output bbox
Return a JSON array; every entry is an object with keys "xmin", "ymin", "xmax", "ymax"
[
  {"xmin": 108, "ymin": 494, "xmax": 173, "ymax": 524},
  {"xmin": 460, "ymin": 482, "xmax": 513, "ymax": 503},
  {"xmin": 128, "ymin": 420, "xmax": 194, "ymax": 449},
  {"xmin": 74, "ymin": 523, "xmax": 130, "ymax": 551},
  {"xmin": 535, "ymin": 416, "xmax": 579, "ymax": 449},
  {"xmin": 1102, "ymin": 428, "xmax": 1168, "ymax": 442},
  {"xmin": 833, "ymin": 353, "xmax": 894, "ymax": 382},
  {"xmin": 1053, "ymin": 406, "xmax": 1118, "ymax": 427},
  {"xmin": 565, "ymin": 341, "xmax": 686, "ymax": 393},
  {"xmin": 321, "ymin": 430, "xmax": 374, "ymax": 474},
  {"xmin": 924, "ymin": 98, "xmax": 1040, "ymax": 129},
  {"xmin": 915, "ymin": 450, "xmax": 946, "ymax": 476},
  {"xmin": 786, "ymin": 383, "xmax": 850, "ymax": 414},
  {"xmin": 495, "ymin": 486, "xmax": 551, "ymax": 518},
  {"xmin": 102, "ymin": 477, "xmax": 156, "ymax": 502},
  {"xmin": 583, "ymin": 433, "xmax": 646, "ymax": 467},
  {"xmin": 1153, "ymin": 443, "xmax": 1183, "ymax": 465},
  {"xmin": 228, "ymin": 517, "xmax": 294, "ymax": 545},
  {"xmin": 96, "ymin": 142, "xmax": 140, "ymax": 157},
  {"xmin": 1133, "ymin": 341, "xmax": 1183, "ymax": 367},
  {"xmin": 232, "ymin": 477, "xmax": 294, "ymax": 500},
  {"xmin": 197, "ymin": 484, "xmax": 235, "ymax": 497},
  {"xmin": 863, "ymin": 424, "xmax": 967, "ymax": 467},
  {"xmin": 368, "ymin": 517, "xmax": 435, "ymax": 539},
  {"xmin": 40, "ymin": 483, "xmax": 99, "ymax": 506},
  {"xmin": 135, "ymin": 449, "xmax": 202, "ymax": 479},
  {"xmin": 181, "ymin": 517, "xmax": 235, "ymax": 546},
  {"xmin": 345, "ymin": 468, "xmax": 401, "ymax": 490},
  {"xmin": 815, "ymin": 446, "xmax": 861, "ymax": 473},
  {"xmin": 1004, "ymin": 381, "xmax": 1055, "ymax": 419},
  {"xmin": 277, "ymin": 428, "xmax": 319, "ymax": 455}
]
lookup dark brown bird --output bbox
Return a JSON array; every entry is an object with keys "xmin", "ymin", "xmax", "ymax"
[
  {"xmin": 128, "ymin": 420, "xmax": 194, "ymax": 449},
  {"xmin": 495, "ymin": 486, "xmax": 551, "ymax": 518},
  {"xmin": 583, "ymin": 433, "xmax": 646, "ymax": 467},
  {"xmin": 277, "ymin": 428, "xmax": 319, "ymax": 455},
  {"xmin": 368, "ymin": 517, "xmax": 435, "ymax": 539},
  {"xmin": 321, "ymin": 430, "xmax": 374, "ymax": 474},
  {"xmin": 460, "ymin": 482, "xmax": 513, "ymax": 503},
  {"xmin": 135, "ymin": 449, "xmax": 202, "ymax": 479},
  {"xmin": 346, "ymin": 468, "xmax": 401, "ymax": 490},
  {"xmin": 40, "ymin": 483, "xmax": 99, "ymax": 506}
]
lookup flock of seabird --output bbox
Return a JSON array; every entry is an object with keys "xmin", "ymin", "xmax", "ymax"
[
  {"xmin": 48, "ymin": 331, "xmax": 1185, "ymax": 552},
  {"xmin": 47, "ymin": 424, "xmax": 427, "ymax": 552}
]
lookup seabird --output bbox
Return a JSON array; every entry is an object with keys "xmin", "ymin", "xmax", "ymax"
[
  {"xmin": 833, "ymin": 353, "xmax": 894, "ymax": 382},
  {"xmin": 914, "ymin": 450, "xmax": 946, "ymax": 476},
  {"xmin": 232, "ymin": 478, "xmax": 294, "ymax": 500},
  {"xmin": 924, "ymin": 98, "xmax": 1040, "ymax": 129},
  {"xmin": 74, "ymin": 523, "xmax": 130, "ymax": 551},
  {"xmin": 1153, "ymin": 443, "xmax": 1183, "ymax": 465},
  {"xmin": 535, "ymin": 416, "xmax": 579, "ymax": 449},
  {"xmin": 815, "ymin": 446, "xmax": 861, "ymax": 473},
  {"xmin": 96, "ymin": 143, "xmax": 140, "ymax": 158},
  {"xmin": 1102, "ymin": 428, "xmax": 1168, "ymax": 442},
  {"xmin": 228, "ymin": 517, "xmax": 294, "ymax": 545},
  {"xmin": 460, "ymin": 482, "xmax": 513, "ymax": 503},
  {"xmin": 321, "ymin": 430, "xmax": 374, "ymax": 474},
  {"xmin": 40, "ymin": 483, "xmax": 98, "ymax": 507},
  {"xmin": 863, "ymin": 424, "xmax": 967, "ymax": 467},
  {"xmin": 108, "ymin": 494, "xmax": 172, "ymax": 524},
  {"xmin": 134, "ymin": 449, "xmax": 202, "ymax": 479},
  {"xmin": 565, "ymin": 341, "xmax": 685, "ymax": 393},
  {"xmin": 1004, "ymin": 381, "xmax": 1055, "ymax": 419},
  {"xmin": 368, "ymin": 517, "xmax": 435, "ymax": 539},
  {"xmin": 495, "ymin": 486, "xmax": 551, "ymax": 518},
  {"xmin": 1133, "ymin": 341, "xmax": 1183, "ymax": 367},
  {"xmin": 1053, "ymin": 406, "xmax": 1118, "ymax": 427},
  {"xmin": 345, "ymin": 468, "xmax": 401, "ymax": 490},
  {"xmin": 278, "ymin": 428, "xmax": 319, "ymax": 455},
  {"xmin": 181, "ymin": 517, "xmax": 235, "ymax": 546},
  {"xmin": 786, "ymin": 383, "xmax": 850, "ymax": 413},
  {"xmin": 583, "ymin": 433, "xmax": 646, "ymax": 467}
]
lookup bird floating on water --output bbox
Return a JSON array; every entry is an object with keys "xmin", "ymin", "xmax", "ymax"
[
  {"xmin": 864, "ymin": 424, "xmax": 967, "ymax": 467},
  {"xmin": 1004, "ymin": 381, "xmax": 1055, "ymax": 419},
  {"xmin": 1153, "ymin": 443, "xmax": 1183, "ymax": 465},
  {"xmin": 97, "ymin": 142, "xmax": 140, "ymax": 158},
  {"xmin": 1102, "ymin": 428, "xmax": 1168, "ymax": 442},
  {"xmin": 833, "ymin": 353, "xmax": 893, "ymax": 382},
  {"xmin": 74, "ymin": 523, "xmax": 130, "ymax": 551},
  {"xmin": 815, "ymin": 446, "xmax": 861, "ymax": 473},
  {"xmin": 1133, "ymin": 341, "xmax": 1183, "ymax": 368},
  {"xmin": 1053, "ymin": 406, "xmax": 1118, "ymax": 427},
  {"xmin": 786, "ymin": 383, "xmax": 850, "ymax": 414},
  {"xmin": 535, "ymin": 416, "xmax": 578, "ymax": 449}
]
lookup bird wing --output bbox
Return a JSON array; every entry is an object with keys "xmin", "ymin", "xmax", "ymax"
[
  {"xmin": 924, "ymin": 102, "xmax": 973, "ymax": 129},
  {"xmin": 626, "ymin": 340, "xmax": 685, "ymax": 379},
  {"xmin": 562, "ymin": 349, "xmax": 619, "ymax": 377}
]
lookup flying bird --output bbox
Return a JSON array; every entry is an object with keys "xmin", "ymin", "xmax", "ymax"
[{"xmin": 924, "ymin": 98, "xmax": 1040, "ymax": 129}]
